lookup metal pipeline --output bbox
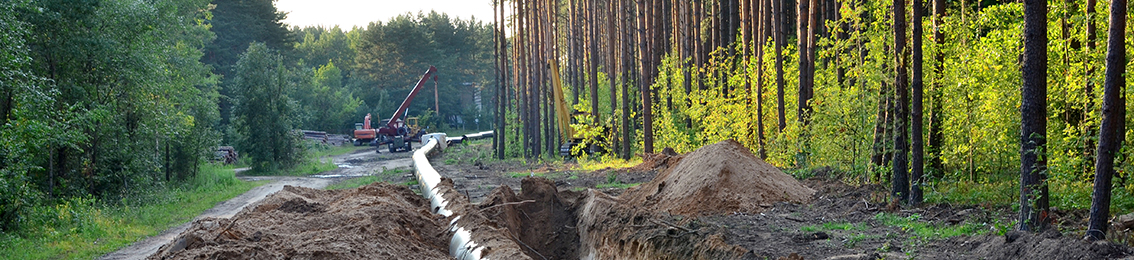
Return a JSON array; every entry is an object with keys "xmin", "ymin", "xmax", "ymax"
[{"xmin": 412, "ymin": 133, "xmax": 488, "ymax": 260}]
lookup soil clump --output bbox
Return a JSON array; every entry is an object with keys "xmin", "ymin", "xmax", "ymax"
[{"xmin": 148, "ymin": 183, "xmax": 448, "ymax": 260}]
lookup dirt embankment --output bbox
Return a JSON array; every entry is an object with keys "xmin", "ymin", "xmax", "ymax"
[
  {"xmin": 447, "ymin": 139, "xmax": 815, "ymax": 260},
  {"xmin": 148, "ymin": 183, "xmax": 448, "ymax": 260}
]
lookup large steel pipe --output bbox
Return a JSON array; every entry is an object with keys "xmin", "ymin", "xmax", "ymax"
[{"xmin": 412, "ymin": 133, "xmax": 488, "ymax": 260}]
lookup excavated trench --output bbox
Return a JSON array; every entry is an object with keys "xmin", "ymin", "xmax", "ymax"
[
  {"xmin": 146, "ymin": 135, "xmax": 814, "ymax": 260},
  {"xmin": 437, "ymin": 139, "xmax": 816, "ymax": 260}
]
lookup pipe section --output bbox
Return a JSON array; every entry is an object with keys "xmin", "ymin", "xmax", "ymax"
[{"xmin": 412, "ymin": 133, "xmax": 488, "ymax": 260}]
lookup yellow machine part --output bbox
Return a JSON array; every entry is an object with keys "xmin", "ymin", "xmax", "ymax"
[{"xmin": 549, "ymin": 59, "xmax": 576, "ymax": 143}]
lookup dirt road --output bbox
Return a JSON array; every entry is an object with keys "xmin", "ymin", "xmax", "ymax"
[{"xmin": 98, "ymin": 145, "xmax": 416, "ymax": 260}]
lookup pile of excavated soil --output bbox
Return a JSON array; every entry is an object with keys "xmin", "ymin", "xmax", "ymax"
[
  {"xmin": 148, "ymin": 183, "xmax": 449, "ymax": 260},
  {"xmin": 623, "ymin": 139, "xmax": 815, "ymax": 217}
]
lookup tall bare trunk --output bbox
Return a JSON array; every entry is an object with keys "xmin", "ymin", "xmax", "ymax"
[
  {"xmin": 1019, "ymin": 0, "xmax": 1050, "ymax": 232},
  {"xmin": 910, "ymin": 0, "xmax": 925, "ymax": 205},
  {"xmin": 1086, "ymin": 0, "xmax": 1126, "ymax": 241},
  {"xmin": 891, "ymin": 0, "xmax": 910, "ymax": 203}
]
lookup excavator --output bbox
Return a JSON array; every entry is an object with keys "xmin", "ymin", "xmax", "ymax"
[
  {"xmin": 372, "ymin": 65, "xmax": 437, "ymax": 153},
  {"xmin": 550, "ymin": 59, "xmax": 603, "ymax": 157},
  {"xmin": 353, "ymin": 113, "xmax": 378, "ymax": 146}
]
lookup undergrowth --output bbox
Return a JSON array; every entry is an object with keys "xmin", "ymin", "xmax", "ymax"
[
  {"xmin": 0, "ymin": 164, "xmax": 262, "ymax": 260},
  {"xmin": 873, "ymin": 213, "xmax": 1002, "ymax": 239}
]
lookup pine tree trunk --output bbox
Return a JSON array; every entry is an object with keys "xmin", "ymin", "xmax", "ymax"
[
  {"xmin": 929, "ymin": 0, "xmax": 945, "ymax": 178},
  {"xmin": 1086, "ymin": 0, "xmax": 1125, "ymax": 241},
  {"xmin": 588, "ymin": 0, "xmax": 601, "ymax": 129},
  {"xmin": 638, "ymin": 0, "xmax": 654, "ymax": 154},
  {"xmin": 910, "ymin": 0, "xmax": 925, "ymax": 205},
  {"xmin": 775, "ymin": 0, "xmax": 786, "ymax": 131},
  {"xmin": 1019, "ymin": 0, "xmax": 1050, "ymax": 232},
  {"xmin": 891, "ymin": 0, "xmax": 910, "ymax": 203},
  {"xmin": 621, "ymin": 0, "xmax": 632, "ymax": 159},
  {"xmin": 1083, "ymin": 0, "xmax": 1098, "ymax": 177}
]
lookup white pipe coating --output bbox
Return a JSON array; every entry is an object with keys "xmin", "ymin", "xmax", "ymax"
[{"xmin": 412, "ymin": 133, "xmax": 487, "ymax": 260}]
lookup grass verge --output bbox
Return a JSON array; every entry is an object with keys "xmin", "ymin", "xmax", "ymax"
[
  {"xmin": 243, "ymin": 144, "xmax": 361, "ymax": 176},
  {"xmin": 0, "ymin": 164, "xmax": 263, "ymax": 260},
  {"xmin": 873, "ymin": 212, "xmax": 999, "ymax": 239}
]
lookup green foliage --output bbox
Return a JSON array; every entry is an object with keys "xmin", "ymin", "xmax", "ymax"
[
  {"xmin": 232, "ymin": 42, "xmax": 307, "ymax": 173},
  {"xmin": 294, "ymin": 61, "xmax": 364, "ymax": 133},
  {"xmin": 1, "ymin": 0, "xmax": 221, "ymax": 232},
  {"xmin": 352, "ymin": 11, "xmax": 494, "ymax": 130},
  {"xmin": 0, "ymin": 165, "xmax": 258, "ymax": 259}
]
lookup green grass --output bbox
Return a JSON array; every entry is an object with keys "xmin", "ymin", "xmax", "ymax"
[
  {"xmin": 873, "ymin": 213, "xmax": 996, "ymax": 239},
  {"xmin": 244, "ymin": 144, "xmax": 360, "ymax": 176},
  {"xmin": 0, "ymin": 164, "xmax": 263, "ymax": 260},
  {"xmin": 925, "ymin": 177, "xmax": 1017, "ymax": 207},
  {"xmin": 326, "ymin": 169, "xmax": 412, "ymax": 190}
]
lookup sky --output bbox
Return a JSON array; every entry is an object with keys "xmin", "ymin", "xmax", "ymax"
[{"xmin": 275, "ymin": 0, "xmax": 497, "ymax": 29}]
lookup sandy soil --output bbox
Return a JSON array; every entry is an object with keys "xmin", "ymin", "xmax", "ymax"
[
  {"xmin": 99, "ymin": 145, "xmax": 415, "ymax": 260},
  {"xmin": 147, "ymin": 183, "xmax": 447, "ymax": 259}
]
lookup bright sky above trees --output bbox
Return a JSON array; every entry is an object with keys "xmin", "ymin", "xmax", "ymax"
[{"xmin": 275, "ymin": 0, "xmax": 495, "ymax": 28}]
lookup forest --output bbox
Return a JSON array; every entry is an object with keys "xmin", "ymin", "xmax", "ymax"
[
  {"xmin": 0, "ymin": 0, "xmax": 495, "ymax": 257},
  {"xmin": 1, "ymin": 0, "xmax": 1133, "ymax": 257},
  {"xmin": 489, "ymin": 0, "xmax": 1132, "ymax": 239}
]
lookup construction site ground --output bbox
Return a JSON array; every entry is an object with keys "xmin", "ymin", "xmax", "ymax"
[{"xmin": 130, "ymin": 140, "xmax": 1133, "ymax": 260}]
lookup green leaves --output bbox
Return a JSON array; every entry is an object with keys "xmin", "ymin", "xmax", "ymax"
[{"xmin": 232, "ymin": 42, "xmax": 305, "ymax": 173}]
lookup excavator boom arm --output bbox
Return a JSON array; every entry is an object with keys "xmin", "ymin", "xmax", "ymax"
[
  {"xmin": 550, "ymin": 59, "xmax": 574, "ymax": 142},
  {"xmin": 386, "ymin": 66, "xmax": 438, "ymax": 129}
]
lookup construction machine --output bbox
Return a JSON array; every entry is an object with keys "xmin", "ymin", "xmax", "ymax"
[
  {"xmin": 549, "ymin": 60, "xmax": 589, "ymax": 157},
  {"xmin": 373, "ymin": 66, "xmax": 437, "ymax": 153},
  {"xmin": 353, "ymin": 113, "xmax": 377, "ymax": 146}
]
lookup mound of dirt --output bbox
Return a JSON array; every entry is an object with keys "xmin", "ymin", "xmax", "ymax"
[
  {"xmin": 577, "ymin": 190, "xmax": 754, "ymax": 260},
  {"xmin": 624, "ymin": 139, "xmax": 815, "ymax": 217},
  {"xmin": 148, "ymin": 183, "xmax": 449, "ymax": 260}
]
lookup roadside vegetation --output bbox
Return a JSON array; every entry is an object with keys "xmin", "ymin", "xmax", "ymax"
[{"xmin": 0, "ymin": 165, "xmax": 261, "ymax": 259}]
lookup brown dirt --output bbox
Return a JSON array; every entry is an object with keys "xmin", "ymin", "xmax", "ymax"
[
  {"xmin": 919, "ymin": 229, "xmax": 1132, "ymax": 259},
  {"xmin": 147, "ymin": 183, "xmax": 449, "ymax": 260},
  {"xmin": 477, "ymin": 178, "xmax": 583, "ymax": 259},
  {"xmin": 623, "ymin": 139, "xmax": 815, "ymax": 217}
]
